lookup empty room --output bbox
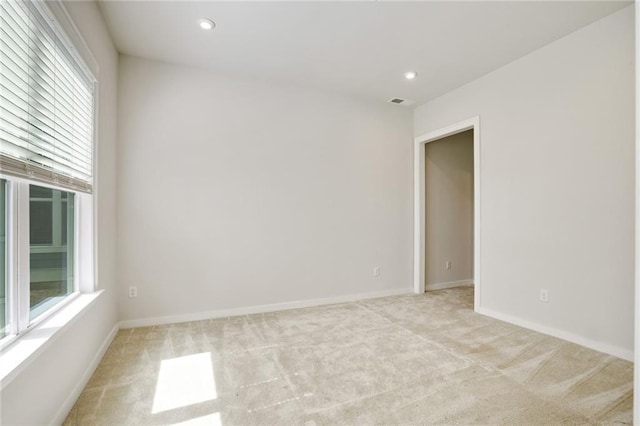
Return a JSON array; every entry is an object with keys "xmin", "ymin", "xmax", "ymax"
[{"xmin": 0, "ymin": 0, "xmax": 636, "ymax": 424}]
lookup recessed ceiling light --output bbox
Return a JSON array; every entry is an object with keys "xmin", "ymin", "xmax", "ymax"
[
  {"xmin": 198, "ymin": 18, "xmax": 216, "ymax": 31},
  {"xmin": 404, "ymin": 71, "xmax": 418, "ymax": 80}
]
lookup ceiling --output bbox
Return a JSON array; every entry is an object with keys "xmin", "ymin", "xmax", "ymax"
[{"xmin": 98, "ymin": 1, "xmax": 630, "ymax": 107}]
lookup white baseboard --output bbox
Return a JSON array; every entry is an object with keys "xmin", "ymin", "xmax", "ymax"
[
  {"xmin": 426, "ymin": 279, "xmax": 474, "ymax": 291},
  {"xmin": 52, "ymin": 323, "xmax": 119, "ymax": 425},
  {"xmin": 119, "ymin": 287, "xmax": 412, "ymax": 329},
  {"xmin": 476, "ymin": 306, "xmax": 633, "ymax": 362}
]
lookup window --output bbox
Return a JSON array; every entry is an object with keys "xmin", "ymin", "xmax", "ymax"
[
  {"xmin": 0, "ymin": 0, "xmax": 95, "ymax": 347},
  {"xmin": 29, "ymin": 184, "xmax": 75, "ymax": 319}
]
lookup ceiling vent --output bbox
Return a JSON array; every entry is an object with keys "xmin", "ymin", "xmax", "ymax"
[{"xmin": 388, "ymin": 97, "xmax": 416, "ymax": 107}]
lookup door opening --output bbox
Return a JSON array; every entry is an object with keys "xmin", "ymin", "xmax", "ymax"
[
  {"xmin": 424, "ymin": 130, "xmax": 474, "ymax": 292},
  {"xmin": 413, "ymin": 117, "xmax": 481, "ymax": 311}
]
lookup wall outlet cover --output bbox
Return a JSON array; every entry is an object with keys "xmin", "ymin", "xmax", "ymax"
[{"xmin": 540, "ymin": 289, "xmax": 549, "ymax": 303}]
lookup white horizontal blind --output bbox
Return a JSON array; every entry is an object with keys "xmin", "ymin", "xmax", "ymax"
[{"xmin": 0, "ymin": 0, "xmax": 95, "ymax": 193}]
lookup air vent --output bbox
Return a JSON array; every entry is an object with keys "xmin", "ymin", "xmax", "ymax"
[{"xmin": 389, "ymin": 98, "xmax": 405, "ymax": 104}]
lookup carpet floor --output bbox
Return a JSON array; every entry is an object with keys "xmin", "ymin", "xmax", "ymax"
[{"xmin": 64, "ymin": 287, "xmax": 633, "ymax": 425}]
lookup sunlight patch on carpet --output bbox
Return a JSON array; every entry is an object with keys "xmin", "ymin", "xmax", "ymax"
[{"xmin": 152, "ymin": 352, "xmax": 217, "ymax": 413}]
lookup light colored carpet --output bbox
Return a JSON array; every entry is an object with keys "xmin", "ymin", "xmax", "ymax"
[{"xmin": 64, "ymin": 288, "xmax": 633, "ymax": 425}]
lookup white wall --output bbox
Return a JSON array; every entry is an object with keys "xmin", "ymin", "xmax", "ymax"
[
  {"xmin": 117, "ymin": 55, "xmax": 413, "ymax": 323},
  {"xmin": 0, "ymin": 2, "xmax": 119, "ymax": 424},
  {"xmin": 425, "ymin": 130, "xmax": 474, "ymax": 287},
  {"xmin": 414, "ymin": 6, "xmax": 635, "ymax": 358}
]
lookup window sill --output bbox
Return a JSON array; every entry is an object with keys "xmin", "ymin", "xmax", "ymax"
[{"xmin": 0, "ymin": 290, "xmax": 103, "ymax": 389}]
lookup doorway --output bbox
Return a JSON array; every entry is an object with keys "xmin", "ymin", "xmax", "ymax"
[{"xmin": 413, "ymin": 116, "xmax": 481, "ymax": 311}]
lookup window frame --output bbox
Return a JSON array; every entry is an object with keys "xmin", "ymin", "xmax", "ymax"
[
  {"xmin": 0, "ymin": 175, "xmax": 95, "ymax": 351},
  {"xmin": 0, "ymin": 0, "xmax": 98, "ymax": 351}
]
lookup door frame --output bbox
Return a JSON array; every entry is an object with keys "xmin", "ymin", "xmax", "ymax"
[{"xmin": 413, "ymin": 116, "xmax": 481, "ymax": 311}]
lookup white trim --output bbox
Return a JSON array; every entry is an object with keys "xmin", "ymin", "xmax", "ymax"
[
  {"xmin": 425, "ymin": 279, "xmax": 474, "ymax": 291},
  {"xmin": 119, "ymin": 287, "xmax": 412, "ymax": 329},
  {"xmin": 5, "ymin": 180, "xmax": 18, "ymax": 340},
  {"xmin": 76, "ymin": 192, "xmax": 95, "ymax": 293},
  {"xmin": 413, "ymin": 134, "xmax": 426, "ymax": 293},
  {"xmin": 51, "ymin": 322, "xmax": 118, "ymax": 426},
  {"xmin": 15, "ymin": 182, "xmax": 30, "ymax": 332},
  {"xmin": 91, "ymin": 59, "xmax": 99, "ymax": 294},
  {"xmin": 0, "ymin": 291, "xmax": 103, "ymax": 389},
  {"xmin": 413, "ymin": 116, "xmax": 481, "ymax": 312},
  {"xmin": 477, "ymin": 306, "xmax": 633, "ymax": 362}
]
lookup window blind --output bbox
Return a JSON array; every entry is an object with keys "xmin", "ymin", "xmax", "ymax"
[{"xmin": 0, "ymin": 0, "xmax": 95, "ymax": 193}]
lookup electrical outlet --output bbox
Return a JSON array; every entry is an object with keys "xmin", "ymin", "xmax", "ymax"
[
  {"xmin": 445, "ymin": 261, "xmax": 452, "ymax": 270},
  {"xmin": 539, "ymin": 289, "xmax": 549, "ymax": 303},
  {"xmin": 129, "ymin": 286, "xmax": 138, "ymax": 298},
  {"xmin": 373, "ymin": 267, "xmax": 380, "ymax": 277}
]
